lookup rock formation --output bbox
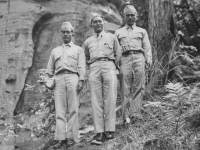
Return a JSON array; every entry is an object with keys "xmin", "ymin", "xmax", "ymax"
[
  {"xmin": 0, "ymin": 0, "xmax": 149, "ymax": 149},
  {"xmin": 0, "ymin": 0, "xmax": 122, "ymax": 117}
]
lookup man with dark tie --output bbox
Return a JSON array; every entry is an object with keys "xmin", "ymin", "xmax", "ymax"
[{"xmin": 45, "ymin": 21, "xmax": 86, "ymax": 149}]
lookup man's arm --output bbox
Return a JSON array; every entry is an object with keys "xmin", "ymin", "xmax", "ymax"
[
  {"xmin": 113, "ymin": 34, "xmax": 122, "ymax": 68},
  {"xmin": 78, "ymin": 48, "xmax": 86, "ymax": 81},
  {"xmin": 77, "ymin": 47, "xmax": 86, "ymax": 92},
  {"xmin": 39, "ymin": 50, "xmax": 55, "ymax": 89},
  {"xmin": 142, "ymin": 30, "xmax": 152, "ymax": 66},
  {"xmin": 82, "ymin": 41, "xmax": 90, "ymax": 66},
  {"xmin": 46, "ymin": 50, "xmax": 55, "ymax": 79}
]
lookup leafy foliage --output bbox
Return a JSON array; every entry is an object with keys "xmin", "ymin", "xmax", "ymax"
[
  {"xmin": 174, "ymin": 0, "xmax": 200, "ymax": 51},
  {"xmin": 144, "ymin": 82, "xmax": 200, "ymax": 149},
  {"xmin": 30, "ymin": 69, "xmax": 56, "ymax": 139}
]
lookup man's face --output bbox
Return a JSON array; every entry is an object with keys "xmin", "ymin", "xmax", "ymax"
[
  {"xmin": 60, "ymin": 28, "xmax": 73, "ymax": 44},
  {"xmin": 124, "ymin": 13, "xmax": 137, "ymax": 26},
  {"xmin": 91, "ymin": 16, "xmax": 104, "ymax": 33}
]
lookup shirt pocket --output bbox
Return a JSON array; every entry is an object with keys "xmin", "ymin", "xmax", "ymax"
[
  {"xmin": 119, "ymin": 35, "xmax": 128, "ymax": 45},
  {"xmin": 54, "ymin": 53, "xmax": 62, "ymax": 62},
  {"xmin": 68, "ymin": 54, "xmax": 78, "ymax": 70},
  {"xmin": 131, "ymin": 33, "xmax": 142, "ymax": 40},
  {"xmin": 104, "ymin": 42, "xmax": 113, "ymax": 56},
  {"xmin": 88, "ymin": 45, "xmax": 98, "ymax": 59},
  {"xmin": 130, "ymin": 33, "xmax": 143, "ymax": 48}
]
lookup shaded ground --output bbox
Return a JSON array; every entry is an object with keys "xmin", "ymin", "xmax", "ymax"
[
  {"xmin": 35, "ymin": 122, "xmax": 130, "ymax": 150},
  {"xmin": 13, "ymin": 111, "xmax": 145, "ymax": 150},
  {"xmin": 6, "ymin": 82, "xmax": 200, "ymax": 150}
]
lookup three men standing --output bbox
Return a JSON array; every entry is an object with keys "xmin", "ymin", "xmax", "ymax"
[
  {"xmin": 115, "ymin": 5, "xmax": 152, "ymax": 123},
  {"xmin": 83, "ymin": 13, "xmax": 121, "ymax": 145},
  {"xmin": 45, "ymin": 4, "xmax": 152, "ymax": 147},
  {"xmin": 46, "ymin": 22, "xmax": 86, "ymax": 149}
]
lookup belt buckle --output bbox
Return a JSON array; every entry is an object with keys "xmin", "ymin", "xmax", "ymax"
[
  {"xmin": 123, "ymin": 51, "xmax": 131, "ymax": 55},
  {"xmin": 98, "ymin": 58, "xmax": 108, "ymax": 61},
  {"xmin": 102, "ymin": 58, "xmax": 108, "ymax": 61},
  {"xmin": 63, "ymin": 70, "xmax": 70, "ymax": 74},
  {"xmin": 130, "ymin": 51, "xmax": 135, "ymax": 54}
]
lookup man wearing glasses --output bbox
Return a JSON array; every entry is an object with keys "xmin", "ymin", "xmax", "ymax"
[{"xmin": 45, "ymin": 22, "xmax": 86, "ymax": 149}]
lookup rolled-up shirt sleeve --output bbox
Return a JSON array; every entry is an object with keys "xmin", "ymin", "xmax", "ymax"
[
  {"xmin": 82, "ymin": 41, "xmax": 90, "ymax": 66},
  {"xmin": 78, "ymin": 48, "xmax": 86, "ymax": 81},
  {"xmin": 142, "ymin": 30, "xmax": 152, "ymax": 65},
  {"xmin": 113, "ymin": 35, "xmax": 122, "ymax": 67},
  {"xmin": 46, "ymin": 50, "xmax": 55, "ymax": 76}
]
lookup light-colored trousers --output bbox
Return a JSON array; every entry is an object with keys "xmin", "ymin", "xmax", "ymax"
[
  {"xmin": 89, "ymin": 61, "xmax": 117, "ymax": 133},
  {"xmin": 120, "ymin": 53, "xmax": 145, "ymax": 120},
  {"xmin": 54, "ymin": 73, "xmax": 79, "ymax": 142}
]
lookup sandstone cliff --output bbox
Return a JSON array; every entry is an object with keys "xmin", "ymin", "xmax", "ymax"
[
  {"xmin": 0, "ymin": 0, "xmax": 122, "ymax": 118},
  {"xmin": 0, "ymin": 0, "xmax": 149, "ymax": 149}
]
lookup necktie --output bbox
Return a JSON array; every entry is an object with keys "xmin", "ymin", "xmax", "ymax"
[{"xmin": 97, "ymin": 33, "xmax": 102, "ymax": 41}]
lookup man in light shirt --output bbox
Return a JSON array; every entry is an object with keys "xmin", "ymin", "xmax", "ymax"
[
  {"xmin": 115, "ymin": 5, "xmax": 152, "ymax": 124},
  {"xmin": 83, "ymin": 13, "xmax": 121, "ymax": 145},
  {"xmin": 46, "ymin": 22, "xmax": 86, "ymax": 149}
]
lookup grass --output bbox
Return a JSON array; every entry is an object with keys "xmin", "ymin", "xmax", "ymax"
[{"xmin": 3, "ymin": 39, "xmax": 200, "ymax": 150}]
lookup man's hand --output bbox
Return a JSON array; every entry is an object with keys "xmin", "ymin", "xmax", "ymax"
[
  {"xmin": 146, "ymin": 59, "xmax": 152, "ymax": 68},
  {"xmin": 146, "ymin": 55, "xmax": 152, "ymax": 68},
  {"xmin": 77, "ymin": 80, "xmax": 84, "ymax": 92}
]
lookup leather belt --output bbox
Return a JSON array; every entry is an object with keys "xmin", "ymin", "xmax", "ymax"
[
  {"xmin": 123, "ymin": 50, "xmax": 143, "ymax": 55},
  {"xmin": 91, "ymin": 57, "xmax": 113, "ymax": 64},
  {"xmin": 56, "ymin": 70, "xmax": 77, "ymax": 75}
]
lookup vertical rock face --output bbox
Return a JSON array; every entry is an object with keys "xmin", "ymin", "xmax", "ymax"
[
  {"xmin": 0, "ymin": 0, "xmax": 150, "ymax": 148},
  {"xmin": 0, "ymin": 0, "xmax": 122, "ymax": 117},
  {"xmin": 0, "ymin": 0, "xmax": 37, "ymax": 120},
  {"xmin": 0, "ymin": 0, "xmax": 150, "ymax": 117}
]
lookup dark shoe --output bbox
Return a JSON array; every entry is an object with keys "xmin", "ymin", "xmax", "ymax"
[
  {"xmin": 51, "ymin": 140, "xmax": 59, "ymax": 146},
  {"xmin": 130, "ymin": 116, "xmax": 143, "ymax": 124},
  {"xmin": 66, "ymin": 138, "xmax": 75, "ymax": 147},
  {"xmin": 105, "ymin": 132, "xmax": 114, "ymax": 140},
  {"xmin": 53, "ymin": 140, "xmax": 67, "ymax": 149},
  {"xmin": 91, "ymin": 133, "xmax": 105, "ymax": 145}
]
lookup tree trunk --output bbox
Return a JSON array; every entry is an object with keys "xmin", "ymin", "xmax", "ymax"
[{"xmin": 148, "ymin": 0, "xmax": 176, "ymax": 87}]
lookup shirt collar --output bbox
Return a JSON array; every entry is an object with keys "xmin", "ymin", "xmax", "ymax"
[
  {"xmin": 62, "ymin": 41, "xmax": 74, "ymax": 47},
  {"xmin": 94, "ymin": 30, "xmax": 105, "ymax": 38},
  {"xmin": 126, "ymin": 24, "xmax": 136, "ymax": 30}
]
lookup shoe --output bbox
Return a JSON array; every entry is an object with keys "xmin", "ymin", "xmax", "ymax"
[
  {"xmin": 130, "ymin": 116, "xmax": 143, "ymax": 124},
  {"xmin": 66, "ymin": 138, "xmax": 75, "ymax": 147},
  {"xmin": 51, "ymin": 140, "xmax": 59, "ymax": 145},
  {"xmin": 53, "ymin": 140, "xmax": 67, "ymax": 149},
  {"xmin": 91, "ymin": 133, "xmax": 105, "ymax": 145},
  {"xmin": 105, "ymin": 132, "xmax": 114, "ymax": 140}
]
